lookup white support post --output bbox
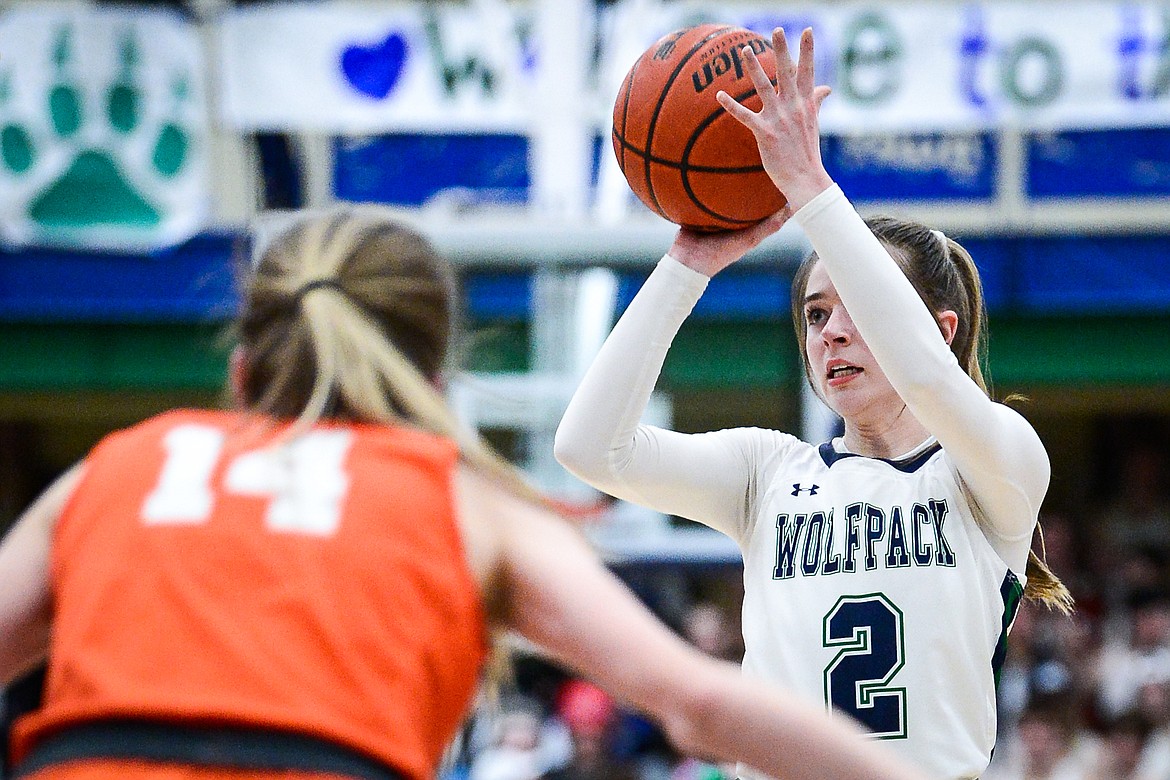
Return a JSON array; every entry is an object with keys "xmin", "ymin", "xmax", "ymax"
[
  {"xmin": 594, "ymin": 0, "xmax": 664, "ymax": 225},
  {"xmin": 530, "ymin": 0, "xmax": 592, "ymax": 219},
  {"xmin": 528, "ymin": 267, "xmax": 619, "ymax": 503}
]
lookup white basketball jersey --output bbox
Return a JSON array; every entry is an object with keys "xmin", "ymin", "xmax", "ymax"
[{"xmin": 736, "ymin": 435, "xmax": 1024, "ymax": 780}]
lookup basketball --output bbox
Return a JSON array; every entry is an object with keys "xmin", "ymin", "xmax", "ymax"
[{"xmin": 612, "ymin": 24, "xmax": 785, "ymax": 232}]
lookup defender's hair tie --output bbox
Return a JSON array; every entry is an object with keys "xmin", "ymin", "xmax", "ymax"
[
  {"xmin": 293, "ymin": 278, "xmax": 347, "ymax": 306},
  {"xmin": 931, "ymin": 229, "xmax": 947, "ymax": 245}
]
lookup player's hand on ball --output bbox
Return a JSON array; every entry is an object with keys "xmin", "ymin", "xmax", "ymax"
[
  {"xmin": 716, "ymin": 27, "xmax": 834, "ymax": 211},
  {"xmin": 668, "ymin": 207, "xmax": 792, "ymax": 278},
  {"xmin": 613, "ymin": 25, "xmax": 786, "ymax": 230}
]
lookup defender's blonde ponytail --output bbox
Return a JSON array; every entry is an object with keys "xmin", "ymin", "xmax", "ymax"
[{"xmin": 239, "ymin": 207, "xmax": 548, "ymax": 507}]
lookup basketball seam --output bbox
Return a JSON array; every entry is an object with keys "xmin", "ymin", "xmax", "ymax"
[
  {"xmin": 680, "ymin": 78, "xmax": 781, "ymax": 225},
  {"xmin": 613, "ymin": 48, "xmax": 643, "ymax": 189},
  {"xmin": 641, "ymin": 26, "xmax": 735, "ymax": 219},
  {"xmin": 612, "ymin": 133, "xmax": 768, "ymax": 174}
]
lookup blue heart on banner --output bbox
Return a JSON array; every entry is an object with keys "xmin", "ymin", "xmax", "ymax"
[{"xmin": 340, "ymin": 32, "xmax": 408, "ymax": 100}]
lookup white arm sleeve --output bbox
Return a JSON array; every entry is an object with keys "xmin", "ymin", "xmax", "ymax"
[
  {"xmin": 554, "ymin": 257, "xmax": 794, "ymax": 540},
  {"xmin": 794, "ymin": 186, "xmax": 1047, "ymax": 561}
]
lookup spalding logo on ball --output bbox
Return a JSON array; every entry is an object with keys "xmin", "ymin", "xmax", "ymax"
[{"xmin": 612, "ymin": 24, "xmax": 785, "ymax": 232}]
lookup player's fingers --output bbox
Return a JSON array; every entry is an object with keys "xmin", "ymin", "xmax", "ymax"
[
  {"xmin": 771, "ymin": 28, "xmax": 797, "ymax": 98},
  {"xmin": 813, "ymin": 85, "xmax": 832, "ymax": 112},
  {"xmin": 763, "ymin": 205, "xmax": 794, "ymax": 231},
  {"xmin": 739, "ymin": 45, "xmax": 777, "ymax": 106},
  {"xmin": 716, "ymin": 90, "xmax": 759, "ymax": 127},
  {"xmin": 744, "ymin": 216, "xmax": 783, "ymax": 245},
  {"xmin": 744, "ymin": 205, "xmax": 794, "ymax": 245},
  {"xmin": 795, "ymin": 28, "xmax": 816, "ymax": 98}
]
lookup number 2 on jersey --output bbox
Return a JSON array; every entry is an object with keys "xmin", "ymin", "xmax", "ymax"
[
  {"xmin": 822, "ymin": 593, "xmax": 907, "ymax": 739},
  {"xmin": 141, "ymin": 423, "xmax": 353, "ymax": 536}
]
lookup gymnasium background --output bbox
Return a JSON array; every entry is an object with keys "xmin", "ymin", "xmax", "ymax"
[{"xmin": 1, "ymin": 1, "xmax": 1169, "ymax": 778}]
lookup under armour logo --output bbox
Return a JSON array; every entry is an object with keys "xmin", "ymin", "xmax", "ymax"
[{"xmin": 791, "ymin": 483, "xmax": 820, "ymax": 496}]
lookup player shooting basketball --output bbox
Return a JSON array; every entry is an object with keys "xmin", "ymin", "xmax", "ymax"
[{"xmin": 557, "ymin": 27, "xmax": 1072, "ymax": 780}]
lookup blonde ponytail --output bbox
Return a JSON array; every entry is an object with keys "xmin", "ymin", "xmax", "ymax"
[
  {"xmin": 1025, "ymin": 540, "xmax": 1075, "ymax": 615},
  {"xmin": 240, "ymin": 207, "xmax": 549, "ymax": 508}
]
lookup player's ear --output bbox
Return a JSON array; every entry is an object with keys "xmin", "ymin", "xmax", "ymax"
[{"xmin": 937, "ymin": 310, "xmax": 959, "ymax": 346}]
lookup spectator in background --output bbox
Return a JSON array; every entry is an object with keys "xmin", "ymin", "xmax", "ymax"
[
  {"xmin": 541, "ymin": 680, "xmax": 637, "ymax": 780},
  {"xmin": 1094, "ymin": 589, "xmax": 1170, "ymax": 720},
  {"xmin": 664, "ymin": 603, "xmax": 743, "ymax": 780},
  {"xmin": 468, "ymin": 694, "xmax": 554, "ymax": 780},
  {"xmin": 1129, "ymin": 680, "xmax": 1170, "ymax": 780},
  {"xmin": 1088, "ymin": 711, "xmax": 1155, "ymax": 780},
  {"xmin": 985, "ymin": 696, "xmax": 1100, "ymax": 780},
  {"xmin": 998, "ymin": 605, "xmax": 1073, "ymax": 741},
  {"xmin": 681, "ymin": 602, "xmax": 739, "ymax": 663},
  {"xmin": 1036, "ymin": 513, "xmax": 1102, "ymax": 618},
  {"xmin": 1095, "ymin": 444, "xmax": 1170, "ymax": 587},
  {"xmin": 1107, "ymin": 548, "xmax": 1170, "ymax": 617}
]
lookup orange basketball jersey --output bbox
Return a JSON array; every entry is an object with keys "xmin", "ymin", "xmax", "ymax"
[{"xmin": 13, "ymin": 409, "xmax": 489, "ymax": 780}]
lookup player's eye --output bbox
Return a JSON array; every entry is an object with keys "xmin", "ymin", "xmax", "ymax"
[{"xmin": 805, "ymin": 307, "xmax": 827, "ymax": 326}]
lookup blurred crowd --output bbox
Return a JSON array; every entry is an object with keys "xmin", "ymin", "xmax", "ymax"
[
  {"xmin": 2, "ymin": 431, "xmax": 1168, "ymax": 780},
  {"xmin": 445, "ymin": 598, "xmax": 745, "ymax": 780},
  {"xmin": 981, "ymin": 442, "xmax": 1170, "ymax": 780},
  {"xmin": 2, "ymin": 443, "xmax": 1168, "ymax": 780},
  {"xmin": 444, "ymin": 443, "xmax": 1170, "ymax": 780}
]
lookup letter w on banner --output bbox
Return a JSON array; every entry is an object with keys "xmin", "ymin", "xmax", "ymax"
[
  {"xmin": 219, "ymin": 2, "xmax": 533, "ymax": 133},
  {"xmin": 0, "ymin": 5, "xmax": 209, "ymax": 253}
]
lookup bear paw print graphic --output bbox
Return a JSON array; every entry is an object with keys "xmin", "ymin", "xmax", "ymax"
[{"xmin": 0, "ymin": 27, "xmax": 190, "ymax": 230}]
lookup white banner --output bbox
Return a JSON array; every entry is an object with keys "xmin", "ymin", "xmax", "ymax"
[
  {"xmin": 220, "ymin": 0, "xmax": 1170, "ymax": 134},
  {"xmin": 630, "ymin": 2, "xmax": 1170, "ymax": 132},
  {"xmin": 0, "ymin": 4, "xmax": 210, "ymax": 252},
  {"xmin": 218, "ymin": 3, "xmax": 534, "ymax": 132}
]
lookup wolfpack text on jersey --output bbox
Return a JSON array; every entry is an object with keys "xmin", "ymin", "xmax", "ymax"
[{"xmin": 734, "ymin": 431, "xmax": 1022, "ymax": 779}]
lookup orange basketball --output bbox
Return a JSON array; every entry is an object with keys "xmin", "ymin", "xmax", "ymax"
[{"xmin": 612, "ymin": 24, "xmax": 785, "ymax": 232}]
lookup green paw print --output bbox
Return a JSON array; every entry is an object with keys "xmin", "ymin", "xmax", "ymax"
[{"xmin": 0, "ymin": 26, "xmax": 190, "ymax": 231}]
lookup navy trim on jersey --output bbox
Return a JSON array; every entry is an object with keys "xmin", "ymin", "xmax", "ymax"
[
  {"xmin": 991, "ymin": 570, "xmax": 1025, "ymax": 689},
  {"xmin": 817, "ymin": 441, "xmax": 943, "ymax": 473}
]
